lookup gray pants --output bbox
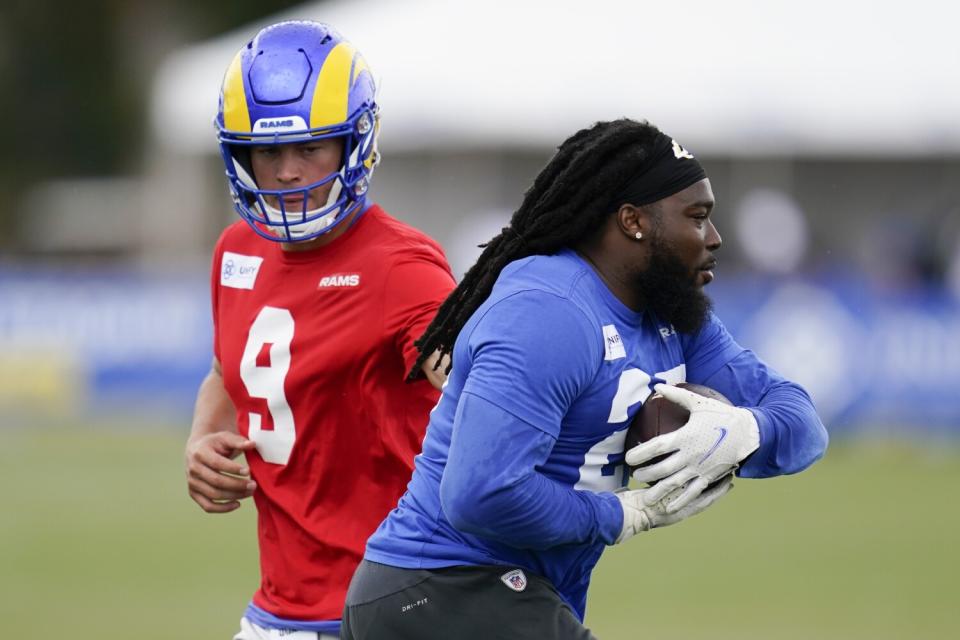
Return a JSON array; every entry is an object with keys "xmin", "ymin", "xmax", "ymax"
[{"xmin": 341, "ymin": 560, "xmax": 597, "ymax": 640}]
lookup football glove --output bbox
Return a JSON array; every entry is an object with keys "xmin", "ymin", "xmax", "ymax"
[
  {"xmin": 626, "ymin": 383, "xmax": 759, "ymax": 512},
  {"xmin": 615, "ymin": 474, "xmax": 733, "ymax": 544}
]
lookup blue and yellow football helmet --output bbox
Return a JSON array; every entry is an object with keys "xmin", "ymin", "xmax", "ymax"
[{"xmin": 215, "ymin": 21, "xmax": 380, "ymax": 242}]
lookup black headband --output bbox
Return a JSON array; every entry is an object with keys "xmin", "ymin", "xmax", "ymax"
[{"xmin": 612, "ymin": 132, "xmax": 707, "ymax": 208}]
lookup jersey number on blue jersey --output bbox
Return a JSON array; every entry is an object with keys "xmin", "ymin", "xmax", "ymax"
[{"xmin": 575, "ymin": 365, "xmax": 686, "ymax": 492}]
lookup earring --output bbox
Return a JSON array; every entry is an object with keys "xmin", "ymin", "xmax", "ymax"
[{"xmin": 635, "ymin": 231, "xmax": 643, "ymax": 240}]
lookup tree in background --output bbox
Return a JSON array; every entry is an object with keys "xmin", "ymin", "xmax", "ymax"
[{"xmin": 0, "ymin": 0, "xmax": 308, "ymax": 252}]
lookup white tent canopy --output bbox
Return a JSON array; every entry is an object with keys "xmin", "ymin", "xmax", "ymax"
[{"xmin": 150, "ymin": 0, "xmax": 960, "ymax": 157}]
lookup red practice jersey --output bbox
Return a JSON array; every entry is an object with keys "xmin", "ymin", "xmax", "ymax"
[{"xmin": 210, "ymin": 205, "xmax": 455, "ymax": 622}]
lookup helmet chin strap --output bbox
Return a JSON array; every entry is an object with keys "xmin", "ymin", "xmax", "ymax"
[
  {"xmin": 260, "ymin": 201, "xmax": 340, "ymax": 238},
  {"xmin": 232, "ymin": 154, "xmax": 350, "ymax": 240}
]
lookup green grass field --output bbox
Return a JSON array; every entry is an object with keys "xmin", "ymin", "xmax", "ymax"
[{"xmin": 2, "ymin": 426, "xmax": 957, "ymax": 639}]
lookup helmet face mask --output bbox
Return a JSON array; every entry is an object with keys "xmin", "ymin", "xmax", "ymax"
[{"xmin": 215, "ymin": 21, "xmax": 380, "ymax": 242}]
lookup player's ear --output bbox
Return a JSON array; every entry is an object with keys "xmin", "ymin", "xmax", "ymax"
[{"xmin": 616, "ymin": 203, "xmax": 647, "ymax": 242}]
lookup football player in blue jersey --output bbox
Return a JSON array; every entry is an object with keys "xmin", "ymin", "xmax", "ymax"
[{"xmin": 341, "ymin": 119, "xmax": 829, "ymax": 640}]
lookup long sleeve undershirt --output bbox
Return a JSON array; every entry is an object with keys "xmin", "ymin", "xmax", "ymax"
[
  {"xmin": 441, "ymin": 391, "xmax": 624, "ymax": 547},
  {"xmin": 440, "ymin": 336, "xmax": 827, "ymax": 549}
]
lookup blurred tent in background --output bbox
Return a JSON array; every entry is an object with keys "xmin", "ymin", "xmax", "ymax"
[
  {"xmin": 142, "ymin": 0, "xmax": 960, "ymax": 262},
  {"xmin": 3, "ymin": 0, "xmax": 960, "ymax": 431},
  {"xmin": 152, "ymin": 0, "xmax": 960, "ymax": 155}
]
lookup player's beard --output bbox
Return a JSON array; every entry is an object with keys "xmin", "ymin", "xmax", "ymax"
[{"xmin": 632, "ymin": 234, "xmax": 713, "ymax": 335}]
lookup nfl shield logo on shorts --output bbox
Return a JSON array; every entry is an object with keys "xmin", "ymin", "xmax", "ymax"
[{"xmin": 500, "ymin": 569, "xmax": 527, "ymax": 592}]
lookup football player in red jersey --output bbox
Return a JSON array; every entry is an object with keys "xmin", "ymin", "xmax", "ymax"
[{"xmin": 183, "ymin": 20, "xmax": 455, "ymax": 640}]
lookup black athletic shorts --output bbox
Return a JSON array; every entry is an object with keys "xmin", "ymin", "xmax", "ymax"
[{"xmin": 341, "ymin": 560, "xmax": 597, "ymax": 640}]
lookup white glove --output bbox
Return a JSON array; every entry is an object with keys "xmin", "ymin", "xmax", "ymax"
[
  {"xmin": 625, "ymin": 383, "xmax": 760, "ymax": 513},
  {"xmin": 615, "ymin": 474, "xmax": 733, "ymax": 544}
]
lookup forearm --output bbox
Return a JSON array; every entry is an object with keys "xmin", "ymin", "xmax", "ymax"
[
  {"xmin": 701, "ymin": 354, "xmax": 828, "ymax": 478},
  {"xmin": 189, "ymin": 361, "xmax": 238, "ymax": 444},
  {"xmin": 420, "ymin": 351, "xmax": 450, "ymax": 390},
  {"xmin": 741, "ymin": 381, "xmax": 828, "ymax": 478},
  {"xmin": 440, "ymin": 392, "xmax": 622, "ymax": 548},
  {"xmin": 184, "ymin": 360, "xmax": 255, "ymax": 513},
  {"xmin": 447, "ymin": 463, "xmax": 623, "ymax": 548}
]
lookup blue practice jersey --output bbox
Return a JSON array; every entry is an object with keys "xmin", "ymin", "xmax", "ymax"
[{"xmin": 365, "ymin": 249, "xmax": 827, "ymax": 619}]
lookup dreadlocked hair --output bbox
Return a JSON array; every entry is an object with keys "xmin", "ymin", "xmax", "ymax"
[{"xmin": 407, "ymin": 118, "xmax": 663, "ymax": 381}]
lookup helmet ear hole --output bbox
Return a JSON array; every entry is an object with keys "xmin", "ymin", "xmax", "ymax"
[
  {"xmin": 230, "ymin": 150, "xmax": 260, "ymax": 208},
  {"xmin": 231, "ymin": 146, "xmax": 255, "ymax": 186}
]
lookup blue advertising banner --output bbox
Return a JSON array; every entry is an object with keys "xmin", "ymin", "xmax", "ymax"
[
  {"xmin": 710, "ymin": 274, "xmax": 960, "ymax": 433},
  {"xmin": 0, "ymin": 267, "xmax": 211, "ymax": 419},
  {"xmin": 2, "ymin": 267, "xmax": 958, "ymax": 433}
]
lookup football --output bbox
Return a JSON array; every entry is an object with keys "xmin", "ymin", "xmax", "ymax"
[{"xmin": 625, "ymin": 382, "xmax": 733, "ymax": 476}]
